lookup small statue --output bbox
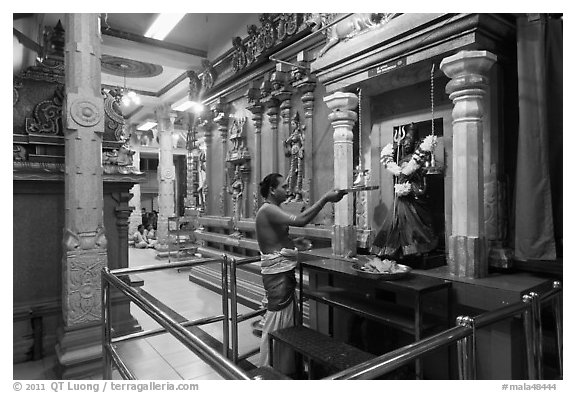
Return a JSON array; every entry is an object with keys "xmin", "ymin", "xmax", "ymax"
[
  {"xmin": 372, "ymin": 123, "xmax": 438, "ymax": 258},
  {"xmin": 283, "ymin": 112, "xmax": 305, "ymax": 201},
  {"xmin": 228, "ymin": 167, "xmax": 244, "ymax": 213},
  {"xmin": 102, "ymin": 144, "xmax": 135, "ymax": 166}
]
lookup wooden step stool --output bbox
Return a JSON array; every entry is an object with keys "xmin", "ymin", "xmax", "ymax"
[{"xmin": 269, "ymin": 325, "xmax": 375, "ymax": 379}]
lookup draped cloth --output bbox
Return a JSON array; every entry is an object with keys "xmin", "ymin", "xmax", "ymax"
[
  {"xmin": 258, "ymin": 249, "xmax": 298, "ymax": 374},
  {"xmin": 515, "ymin": 14, "xmax": 562, "ymax": 260}
]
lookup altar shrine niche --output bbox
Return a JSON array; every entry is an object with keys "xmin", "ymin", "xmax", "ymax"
[
  {"xmin": 225, "ymin": 117, "xmax": 251, "ymax": 234},
  {"xmin": 372, "ymin": 122, "xmax": 440, "ymax": 264}
]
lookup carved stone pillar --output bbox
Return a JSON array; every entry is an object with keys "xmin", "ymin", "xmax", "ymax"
[
  {"xmin": 440, "ymin": 50, "xmax": 496, "ymax": 278},
  {"xmin": 247, "ymin": 101, "xmax": 264, "ymax": 215},
  {"xmin": 271, "ymin": 63, "xmax": 292, "ymax": 177},
  {"xmin": 128, "ymin": 146, "xmax": 141, "ymax": 236},
  {"xmin": 213, "ymin": 99, "xmax": 229, "ymax": 216},
  {"xmin": 155, "ymin": 105, "xmax": 177, "ymax": 251},
  {"xmin": 324, "ymin": 92, "xmax": 358, "ymax": 257},
  {"xmin": 278, "ymin": 96, "xmax": 292, "ymax": 177},
  {"xmin": 266, "ymin": 101, "xmax": 280, "ymax": 173},
  {"xmin": 200, "ymin": 121, "xmax": 212, "ymax": 214},
  {"xmin": 57, "ymin": 13, "xmax": 107, "ymax": 378},
  {"xmin": 294, "ymin": 77, "xmax": 316, "ymax": 204}
]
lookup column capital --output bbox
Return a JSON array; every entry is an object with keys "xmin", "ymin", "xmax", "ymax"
[
  {"xmin": 324, "ymin": 91, "xmax": 358, "ymax": 112},
  {"xmin": 440, "ymin": 50, "xmax": 497, "ymax": 95}
]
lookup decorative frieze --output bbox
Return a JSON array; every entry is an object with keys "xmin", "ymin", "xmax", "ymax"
[{"xmin": 231, "ymin": 13, "xmax": 309, "ymax": 74}]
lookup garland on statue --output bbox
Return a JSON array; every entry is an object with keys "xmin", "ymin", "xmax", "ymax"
[{"xmin": 380, "ymin": 134, "xmax": 438, "ymax": 196}]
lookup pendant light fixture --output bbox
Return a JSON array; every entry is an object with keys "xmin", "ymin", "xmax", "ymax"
[{"xmin": 120, "ymin": 64, "xmax": 141, "ymax": 107}]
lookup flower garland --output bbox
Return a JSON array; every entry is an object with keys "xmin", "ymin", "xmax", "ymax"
[{"xmin": 380, "ymin": 134, "xmax": 437, "ymax": 195}]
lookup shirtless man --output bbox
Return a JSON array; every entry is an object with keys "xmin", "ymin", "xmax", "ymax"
[{"xmin": 255, "ymin": 172, "xmax": 346, "ymax": 374}]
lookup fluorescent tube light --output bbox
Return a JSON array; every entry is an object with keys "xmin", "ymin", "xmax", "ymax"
[
  {"xmin": 172, "ymin": 99, "xmax": 204, "ymax": 113},
  {"xmin": 144, "ymin": 13, "xmax": 186, "ymax": 40},
  {"xmin": 137, "ymin": 121, "xmax": 157, "ymax": 131}
]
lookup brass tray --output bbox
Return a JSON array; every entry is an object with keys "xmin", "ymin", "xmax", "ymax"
[{"xmin": 351, "ymin": 262, "xmax": 412, "ymax": 280}]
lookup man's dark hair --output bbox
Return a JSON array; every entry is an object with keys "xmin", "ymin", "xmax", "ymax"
[{"xmin": 259, "ymin": 173, "xmax": 283, "ymax": 198}]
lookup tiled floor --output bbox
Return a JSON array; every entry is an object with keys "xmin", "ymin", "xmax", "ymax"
[{"xmin": 13, "ymin": 248, "xmax": 262, "ymax": 380}]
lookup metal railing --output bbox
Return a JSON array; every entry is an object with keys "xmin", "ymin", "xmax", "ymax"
[
  {"xmin": 101, "ymin": 257, "xmax": 253, "ymax": 380},
  {"xmin": 103, "ymin": 253, "xmax": 561, "ymax": 381},
  {"xmin": 223, "ymin": 255, "xmax": 267, "ymax": 364},
  {"xmin": 323, "ymin": 281, "xmax": 562, "ymax": 380}
]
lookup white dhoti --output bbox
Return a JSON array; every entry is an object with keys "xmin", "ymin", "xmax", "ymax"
[{"xmin": 258, "ymin": 248, "xmax": 299, "ymax": 375}]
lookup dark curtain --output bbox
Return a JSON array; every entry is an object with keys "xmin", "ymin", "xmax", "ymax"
[{"xmin": 514, "ymin": 14, "xmax": 562, "ymax": 260}]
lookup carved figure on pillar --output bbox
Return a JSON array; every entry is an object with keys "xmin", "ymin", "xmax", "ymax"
[
  {"xmin": 228, "ymin": 166, "xmax": 244, "ymax": 235},
  {"xmin": 283, "ymin": 112, "xmax": 305, "ymax": 202},
  {"xmin": 372, "ymin": 123, "xmax": 438, "ymax": 259}
]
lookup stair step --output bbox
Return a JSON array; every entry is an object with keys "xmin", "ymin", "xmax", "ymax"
[{"xmin": 269, "ymin": 326, "xmax": 375, "ymax": 372}]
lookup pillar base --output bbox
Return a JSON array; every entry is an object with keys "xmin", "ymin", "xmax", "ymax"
[
  {"xmin": 55, "ymin": 323, "xmax": 102, "ymax": 379},
  {"xmin": 448, "ymin": 235, "xmax": 487, "ymax": 278},
  {"xmin": 332, "ymin": 225, "xmax": 357, "ymax": 257}
]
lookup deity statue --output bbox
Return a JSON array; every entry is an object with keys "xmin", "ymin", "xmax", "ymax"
[
  {"xmin": 228, "ymin": 166, "xmax": 244, "ymax": 225},
  {"xmin": 283, "ymin": 112, "xmax": 304, "ymax": 202},
  {"xmin": 372, "ymin": 123, "xmax": 438, "ymax": 258}
]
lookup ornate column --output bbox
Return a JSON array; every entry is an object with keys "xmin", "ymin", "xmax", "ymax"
[
  {"xmin": 292, "ymin": 51, "xmax": 316, "ymax": 204},
  {"xmin": 271, "ymin": 63, "xmax": 292, "ymax": 177},
  {"xmin": 199, "ymin": 119, "xmax": 212, "ymax": 214},
  {"xmin": 155, "ymin": 104, "xmax": 177, "ymax": 251},
  {"xmin": 324, "ymin": 92, "xmax": 358, "ymax": 257},
  {"xmin": 265, "ymin": 101, "xmax": 280, "ymax": 173},
  {"xmin": 440, "ymin": 50, "xmax": 496, "ymax": 278},
  {"xmin": 128, "ymin": 141, "xmax": 142, "ymax": 236},
  {"xmin": 213, "ymin": 99, "xmax": 229, "ymax": 216},
  {"xmin": 247, "ymin": 81, "xmax": 264, "ymax": 215},
  {"xmin": 57, "ymin": 13, "xmax": 107, "ymax": 377}
]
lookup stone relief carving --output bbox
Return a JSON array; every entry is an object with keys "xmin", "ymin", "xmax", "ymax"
[
  {"xmin": 306, "ymin": 13, "xmax": 397, "ymax": 57},
  {"xmin": 231, "ymin": 14, "xmax": 309, "ymax": 74},
  {"xmin": 232, "ymin": 37, "xmax": 248, "ymax": 73},
  {"xmin": 284, "ymin": 112, "xmax": 305, "ymax": 202},
  {"xmin": 25, "ymin": 84, "xmax": 64, "ymax": 135},
  {"xmin": 187, "ymin": 70, "xmax": 202, "ymax": 101},
  {"xmin": 13, "ymin": 145, "xmax": 28, "ymax": 161},
  {"xmin": 65, "ymin": 250, "xmax": 106, "ymax": 325},
  {"xmin": 63, "ymin": 227, "xmax": 107, "ymax": 251},
  {"xmin": 102, "ymin": 88, "xmax": 126, "ymax": 142},
  {"xmin": 201, "ymin": 60, "xmax": 217, "ymax": 91},
  {"xmin": 102, "ymin": 144, "xmax": 136, "ymax": 166}
]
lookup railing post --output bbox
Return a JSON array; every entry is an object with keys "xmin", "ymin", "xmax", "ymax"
[
  {"xmin": 529, "ymin": 291, "xmax": 543, "ymax": 379},
  {"xmin": 101, "ymin": 268, "xmax": 112, "ymax": 380},
  {"xmin": 456, "ymin": 315, "xmax": 475, "ymax": 379},
  {"xmin": 229, "ymin": 256, "xmax": 239, "ymax": 364},
  {"xmin": 552, "ymin": 281, "xmax": 563, "ymax": 377},
  {"xmin": 221, "ymin": 255, "xmax": 230, "ymax": 359},
  {"xmin": 522, "ymin": 293, "xmax": 537, "ymax": 379}
]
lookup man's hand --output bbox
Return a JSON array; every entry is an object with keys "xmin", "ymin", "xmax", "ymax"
[
  {"xmin": 324, "ymin": 189, "xmax": 347, "ymax": 203},
  {"xmin": 293, "ymin": 237, "xmax": 312, "ymax": 251}
]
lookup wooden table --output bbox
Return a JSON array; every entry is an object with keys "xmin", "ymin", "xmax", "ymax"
[{"xmin": 298, "ymin": 252, "xmax": 452, "ymax": 379}]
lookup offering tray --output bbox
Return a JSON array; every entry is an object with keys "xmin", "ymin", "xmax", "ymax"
[
  {"xmin": 340, "ymin": 185, "xmax": 379, "ymax": 193},
  {"xmin": 351, "ymin": 261, "xmax": 412, "ymax": 280}
]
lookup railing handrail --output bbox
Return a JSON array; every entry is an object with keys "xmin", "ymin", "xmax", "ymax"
[
  {"xmin": 110, "ymin": 257, "xmax": 221, "ymax": 276},
  {"xmin": 102, "ymin": 267, "xmax": 251, "ymax": 380},
  {"xmin": 324, "ymin": 325, "xmax": 470, "ymax": 380},
  {"xmin": 324, "ymin": 283, "xmax": 563, "ymax": 380}
]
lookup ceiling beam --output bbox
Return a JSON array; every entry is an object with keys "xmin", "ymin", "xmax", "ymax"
[{"xmin": 101, "ymin": 27, "xmax": 207, "ymax": 58}]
